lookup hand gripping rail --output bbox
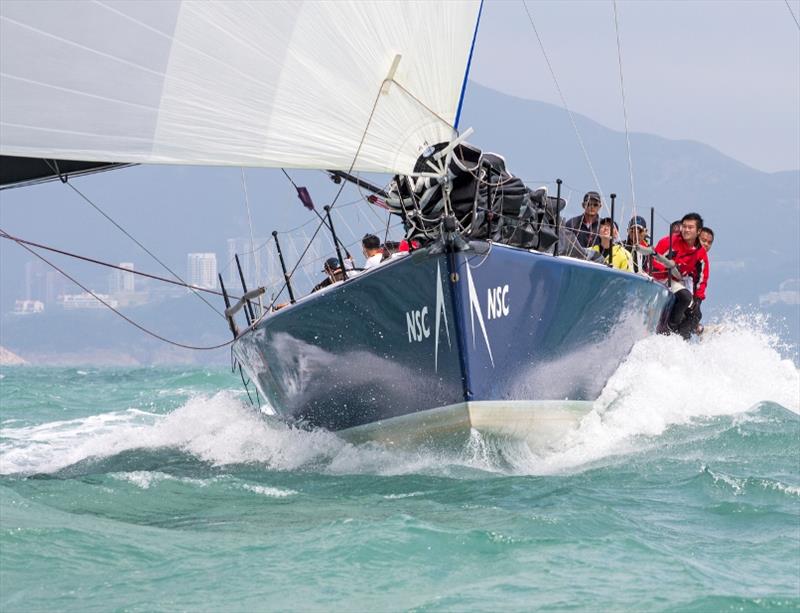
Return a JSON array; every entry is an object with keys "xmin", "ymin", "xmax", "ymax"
[{"xmin": 633, "ymin": 245, "xmax": 682, "ymax": 282}]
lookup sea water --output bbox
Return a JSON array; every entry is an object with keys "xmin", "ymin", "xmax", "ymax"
[{"xmin": 1, "ymin": 316, "xmax": 798, "ymax": 611}]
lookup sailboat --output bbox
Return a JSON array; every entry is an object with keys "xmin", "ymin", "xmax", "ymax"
[{"xmin": 0, "ymin": 1, "xmax": 671, "ymax": 447}]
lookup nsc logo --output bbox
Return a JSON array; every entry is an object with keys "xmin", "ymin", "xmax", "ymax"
[
  {"xmin": 487, "ymin": 285, "xmax": 510, "ymax": 320},
  {"xmin": 406, "ymin": 306, "xmax": 430, "ymax": 342}
]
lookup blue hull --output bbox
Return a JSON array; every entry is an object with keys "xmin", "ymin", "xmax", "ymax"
[{"xmin": 233, "ymin": 243, "xmax": 671, "ymax": 434}]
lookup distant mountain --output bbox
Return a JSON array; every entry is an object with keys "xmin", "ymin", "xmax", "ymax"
[
  {"xmin": 460, "ymin": 83, "xmax": 799, "ymax": 334},
  {"xmin": 1, "ymin": 82, "xmax": 797, "ymax": 363}
]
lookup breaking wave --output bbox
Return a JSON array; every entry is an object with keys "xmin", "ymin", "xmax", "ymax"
[{"xmin": 1, "ymin": 313, "xmax": 797, "ymax": 478}]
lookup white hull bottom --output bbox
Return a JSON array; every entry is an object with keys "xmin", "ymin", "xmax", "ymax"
[{"xmin": 338, "ymin": 400, "xmax": 594, "ymax": 450}]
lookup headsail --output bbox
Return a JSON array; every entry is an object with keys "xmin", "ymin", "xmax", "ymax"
[{"xmin": 0, "ymin": 0, "xmax": 481, "ymax": 180}]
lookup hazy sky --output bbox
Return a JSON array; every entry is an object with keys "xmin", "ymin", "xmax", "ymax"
[{"xmin": 469, "ymin": 0, "xmax": 800, "ymax": 173}]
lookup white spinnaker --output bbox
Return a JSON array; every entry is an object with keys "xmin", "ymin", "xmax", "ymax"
[{"xmin": 0, "ymin": 0, "xmax": 480, "ymax": 175}]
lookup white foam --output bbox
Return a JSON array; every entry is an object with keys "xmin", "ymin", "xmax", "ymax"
[
  {"xmin": 111, "ymin": 470, "xmax": 164, "ymax": 489},
  {"xmin": 0, "ymin": 392, "xmax": 343, "ymax": 475},
  {"xmin": 241, "ymin": 484, "xmax": 297, "ymax": 497},
  {"xmin": 497, "ymin": 312, "xmax": 800, "ymax": 474},
  {"xmin": 0, "ymin": 313, "xmax": 796, "ymax": 478},
  {"xmin": 703, "ymin": 466, "xmax": 800, "ymax": 497},
  {"xmin": 109, "ymin": 471, "xmax": 216, "ymax": 489},
  {"xmin": 383, "ymin": 492, "xmax": 426, "ymax": 499}
]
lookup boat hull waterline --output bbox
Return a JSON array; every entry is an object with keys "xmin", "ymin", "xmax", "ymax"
[{"xmin": 233, "ymin": 243, "xmax": 671, "ymax": 447}]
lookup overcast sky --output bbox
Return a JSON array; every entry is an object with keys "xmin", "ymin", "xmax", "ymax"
[{"xmin": 469, "ymin": 0, "xmax": 800, "ymax": 173}]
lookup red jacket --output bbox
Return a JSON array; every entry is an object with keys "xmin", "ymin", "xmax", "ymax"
[{"xmin": 652, "ymin": 232, "xmax": 710, "ymax": 300}]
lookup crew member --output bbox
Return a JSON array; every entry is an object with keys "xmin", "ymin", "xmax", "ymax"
[
  {"xmin": 692, "ymin": 226, "xmax": 714, "ymax": 334},
  {"xmin": 362, "ymin": 234, "xmax": 383, "ymax": 269},
  {"xmin": 591, "ymin": 217, "xmax": 632, "ymax": 271},
  {"xmin": 564, "ymin": 191, "xmax": 603, "ymax": 248},
  {"xmin": 624, "ymin": 215, "xmax": 650, "ymax": 273},
  {"xmin": 699, "ymin": 227, "xmax": 714, "ymax": 252},
  {"xmin": 311, "ymin": 257, "xmax": 345, "ymax": 293},
  {"xmin": 651, "ymin": 212, "xmax": 709, "ymax": 339}
]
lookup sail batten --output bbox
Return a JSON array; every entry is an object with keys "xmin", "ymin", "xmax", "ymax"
[{"xmin": 0, "ymin": 0, "xmax": 481, "ymax": 177}]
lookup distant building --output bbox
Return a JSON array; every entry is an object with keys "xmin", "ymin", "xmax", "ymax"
[
  {"xmin": 109, "ymin": 262, "xmax": 135, "ymax": 294},
  {"xmin": 13, "ymin": 300, "xmax": 44, "ymax": 315},
  {"xmin": 60, "ymin": 292, "xmax": 117, "ymax": 310},
  {"xmin": 24, "ymin": 260, "xmax": 46, "ymax": 302},
  {"xmin": 187, "ymin": 253, "xmax": 217, "ymax": 290},
  {"xmin": 24, "ymin": 260, "xmax": 66, "ymax": 305}
]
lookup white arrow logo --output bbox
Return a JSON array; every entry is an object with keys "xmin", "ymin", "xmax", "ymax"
[
  {"xmin": 434, "ymin": 261, "xmax": 451, "ymax": 372},
  {"xmin": 464, "ymin": 262, "xmax": 494, "ymax": 367}
]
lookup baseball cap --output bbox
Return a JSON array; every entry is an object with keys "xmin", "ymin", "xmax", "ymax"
[
  {"xmin": 628, "ymin": 216, "xmax": 647, "ymax": 229},
  {"xmin": 582, "ymin": 191, "xmax": 601, "ymax": 206},
  {"xmin": 323, "ymin": 257, "xmax": 340, "ymax": 272}
]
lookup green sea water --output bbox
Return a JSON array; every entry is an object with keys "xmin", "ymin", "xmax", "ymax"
[{"xmin": 1, "ymin": 322, "xmax": 799, "ymax": 611}]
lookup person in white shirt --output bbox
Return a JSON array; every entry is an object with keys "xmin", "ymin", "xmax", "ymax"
[{"xmin": 362, "ymin": 234, "xmax": 383, "ymax": 269}]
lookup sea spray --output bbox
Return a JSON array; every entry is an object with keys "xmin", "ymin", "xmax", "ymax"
[{"xmin": 1, "ymin": 314, "xmax": 797, "ymax": 479}]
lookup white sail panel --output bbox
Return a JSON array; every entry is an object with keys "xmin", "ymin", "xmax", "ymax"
[{"xmin": 0, "ymin": 0, "xmax": 480, "ymax": 175}]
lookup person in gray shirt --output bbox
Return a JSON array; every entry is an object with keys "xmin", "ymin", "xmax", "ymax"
[{"xmin": 564, "ymin": 191, "xmax": 603, "ymax": 248}]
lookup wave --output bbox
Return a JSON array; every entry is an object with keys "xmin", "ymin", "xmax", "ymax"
[{"xmin": 1, "ymin": 313, "xmax": 797, "ymax": 478}]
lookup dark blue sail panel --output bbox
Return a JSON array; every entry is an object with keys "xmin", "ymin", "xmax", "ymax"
[{"xmin": 233, "ymin": 244, "xmax": 671, "ymax": 433}]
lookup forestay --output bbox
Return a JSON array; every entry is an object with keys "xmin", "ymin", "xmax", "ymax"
[{"xmin": 0, "ymin": 0, "xmax": 481, "ymax": 176}]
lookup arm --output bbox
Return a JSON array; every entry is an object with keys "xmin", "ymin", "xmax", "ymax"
[
  {"xmin": 654, "ymin": 235, "xmax": 670, "ymax": 256},
  {"xmin": 694, "ymin": 249, "xmax": 709, "ymax": 300}
]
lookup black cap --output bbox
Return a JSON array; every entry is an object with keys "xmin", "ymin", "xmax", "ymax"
[
  {"xmin": 323, "ymin": 257, "xmax": 340, "ymax": 272},
  {"xmin": 582, "ymin": 191, "xmax": 602, "ymax": 205},
  {"xmin": 628, "ymin": 215, "xmax": 647, "ymax": 229}
]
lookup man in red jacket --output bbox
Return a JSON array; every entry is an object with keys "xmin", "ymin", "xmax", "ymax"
[{"xmin": 651, "ymin": 212, "xmax": 709, "ymax": 339}]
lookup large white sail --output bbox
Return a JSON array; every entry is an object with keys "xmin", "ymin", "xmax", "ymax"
[{"xmin": 0, "ymin": 0, "xmax": 481, "ymax": 176}]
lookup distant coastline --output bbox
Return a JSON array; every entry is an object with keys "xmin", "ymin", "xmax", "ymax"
[
  {"xmin": 0, "ymin": 346, "xmax": 227, "ymax": 367},
  {"xmin": 0, "ymin": 346, "xmax": 28, "ymax": 366}
]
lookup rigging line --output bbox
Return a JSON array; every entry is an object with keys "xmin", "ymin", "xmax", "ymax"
[
  {"xmin": 216, "ymin": 235, "xmax": 274, "ymax": 294},
  {"xmin": 331, "ymin": 208, "xmax": 359, "ymax": 253},
  {"xmin": 280, "ymin": 168, "xmax": 299, "ymax": 190},
  {"xmin": 252, "ymin": 75, "xmax": 395, "ymax": 317},
  {"xmin": 299, "ymin": 228, "xmax": 321, "ymax": 282},
  {"xmin": 612, "ymin": 0, "xmax": 637, "ymax": 220},
  {"xmin": 383, "ymin": 207, "xmax": 392, "ymax": 244},
  {"xmin": 280, "ymin": 166, "xmax": 356, "ymax": 257},
  {"xmin": 785, "ymin": 0, "xmax": 800, "ymax": 30},
  {"xmin": 270, "ymin": 198, "xmax": 363, "ymax": 236},
  {"xmin": 354, "ymin": 176, "xmax": 392, "ymax": 226},
  {"xmin": 0, "ymin": 230, "xmax": 241, "ymax": 300},
  {"xmin": 47, "ymin": 162, "xmax": 225, "ymax": 319},
  {"xmin": 240, "ymin": 167, "xmax": 263, "ymax": 314},
  {"xmin": 3, "ymin": 230, "xmax": 235, "ymax": 351},
  {"xmin": 389, "ymin": 80, "xmax": 457, "ymax": 133},
  {"xmin": 288, "ymin": 233, "xmax": 316, "ymax": 289},
  {"xmin": 521, "ymin": 0, "xmax": 604, "ymax": 199}
]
